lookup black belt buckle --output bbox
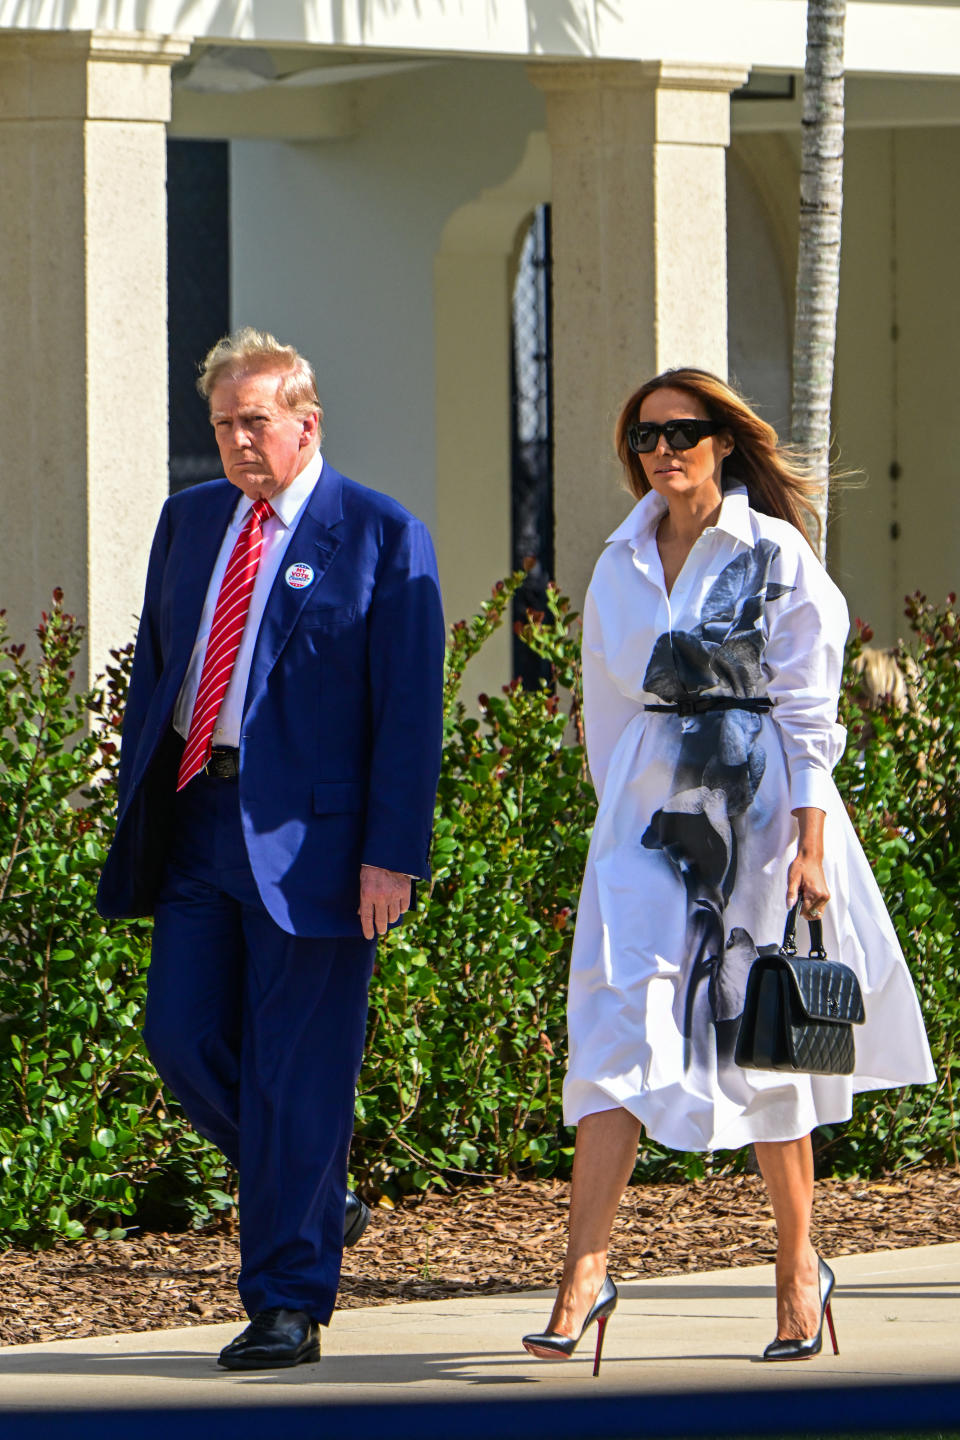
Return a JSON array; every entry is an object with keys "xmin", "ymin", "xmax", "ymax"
[
  {"xmin": 205, "ymin": 747, "xmax": 240, "ymax": 779},
  {"xmin": 674, "ymin": 694, "xmax": 703, "ymax": 717}
]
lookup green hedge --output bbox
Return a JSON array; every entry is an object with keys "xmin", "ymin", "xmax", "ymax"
[
  {"xmin": 824, "ymin": 594, "xmax": 960, "ymax": 1173},
  {"xmin": 0, "ymin": 600, "xmax": 231, "ymax": 1243},
  {"xmin": 0, "ymin": 583, "xmax": 957, "ymax": 1243}
]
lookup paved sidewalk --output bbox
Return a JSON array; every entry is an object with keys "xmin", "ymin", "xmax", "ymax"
[{"xmin": 0, "ymin": 1243, "xmax": 956, "ymax": 1410}]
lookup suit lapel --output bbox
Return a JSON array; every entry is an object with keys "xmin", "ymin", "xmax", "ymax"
[{"xmin": 243, "ymin": 463, "xmax": 345, "ymax": 710}]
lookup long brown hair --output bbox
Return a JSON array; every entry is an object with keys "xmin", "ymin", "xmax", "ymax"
[{"xmin": 614, "ymin": 367, "xmax": 822, "ymax": 550}]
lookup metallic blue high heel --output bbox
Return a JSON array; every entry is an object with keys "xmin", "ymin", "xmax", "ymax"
[
  {"xmin": 763, "ymin": 1255, "xmax": 839, "ymax": 1360},
  {"xmin": 522, "ymin": 1275, "xmax": 618, "ymax": 1377}
]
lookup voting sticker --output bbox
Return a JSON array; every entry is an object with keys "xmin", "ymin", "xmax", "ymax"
[{"xmin": 285, "ymin": 562, "xmax": 315, "ymax": 590}]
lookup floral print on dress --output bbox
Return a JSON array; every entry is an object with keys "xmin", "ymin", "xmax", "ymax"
[{"xmin": 641, "ymin": 540, "xmax": 794, "ymax": 1073}]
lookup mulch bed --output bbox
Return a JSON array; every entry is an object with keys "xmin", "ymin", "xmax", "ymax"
[{"xmin": 2, "ymin": 1169, "xmax": 959, "ymax": 1347}]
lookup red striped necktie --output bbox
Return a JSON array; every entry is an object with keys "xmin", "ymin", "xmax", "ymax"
[{"xmin": 177, "ymin": 498, "xmax": 274, "ymax": 791}]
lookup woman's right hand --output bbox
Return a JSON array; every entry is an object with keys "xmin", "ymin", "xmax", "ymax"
[{"xmin": 787, "ymin": 807, "xmax": 830, "ymax": 919}]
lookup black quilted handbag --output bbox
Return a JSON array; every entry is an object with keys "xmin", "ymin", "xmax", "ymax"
[{"xmin": 735, "ymin": 903, "xmax": 865, "ymax": 1075}]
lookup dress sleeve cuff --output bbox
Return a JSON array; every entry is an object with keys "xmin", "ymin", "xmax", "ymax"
[{"xmin": 789, "ymin": 766, "xmax": 832, "ymax": 813}]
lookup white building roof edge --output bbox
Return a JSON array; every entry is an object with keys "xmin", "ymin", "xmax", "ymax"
[{"xmin": 1, "ymin": 1, "xmax": 960, "ymax": 80}]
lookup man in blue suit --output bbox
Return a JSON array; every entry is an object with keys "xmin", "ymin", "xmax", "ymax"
[{"xmin": 98, "ymin": 328, "xmax": 445, "ymax": 1369}]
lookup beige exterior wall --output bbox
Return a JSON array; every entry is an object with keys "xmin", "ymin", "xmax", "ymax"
[
  {"xmin": 727, "ymin": 136, "xmax": 796, "ymax": 433},
  {"xmin": 225, "ymin": 57, "xmax": 960, "ymax": 668},
  {"xmin": 2, "ymin": 10, "xmax": 959, "ymax": 685},
  {"xmin": 727, "ymin": 118, "xmax": 960, "ymax": 646},
  {"xmin": 434, "ymin": 132, "xmax": 551, "ymax": 698},
  {"xmin": 832, "ymin": 127, "xmax": 960, "ymax": 643}
]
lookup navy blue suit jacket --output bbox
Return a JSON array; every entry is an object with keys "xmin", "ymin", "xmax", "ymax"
[{"xmin": 97, "ymin": 461, "xmax": 445, "ymax": 938}]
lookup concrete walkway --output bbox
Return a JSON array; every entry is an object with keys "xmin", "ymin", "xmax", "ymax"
[{"xmin": 0, "ymin": 1244, "xmax": 956, "ymax": 1411}]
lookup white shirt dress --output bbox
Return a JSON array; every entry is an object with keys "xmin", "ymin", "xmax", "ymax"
[{"xmin": 563, "ymin": 484, "xmax": 935, "ymax": 1151}]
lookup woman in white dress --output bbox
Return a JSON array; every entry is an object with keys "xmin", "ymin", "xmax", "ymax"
[{"xmin": 522, "ymin": 369, "xmax": 934, "ymax": 1373}]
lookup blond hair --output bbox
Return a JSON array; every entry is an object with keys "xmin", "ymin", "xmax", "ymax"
[
  {"xmin": 614, "ymin": 367, "xmax": 822, "ymax": 550},
  {"xmin": 198, "ymin": 327, "xmax": 323, "ymax": 433},
  {"xmin": 851, "ymin": 646, "xmax": 919, "ymax": 714}
]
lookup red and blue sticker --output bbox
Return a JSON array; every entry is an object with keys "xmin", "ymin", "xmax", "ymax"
[{"xmin": 284, "ymin": 562, "xmax": 315, "ymax": 590}]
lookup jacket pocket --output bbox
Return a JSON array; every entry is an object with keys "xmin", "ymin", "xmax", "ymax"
[
  {"xmin": 303, "ymin": 604, "xmax": 359, "ymax": 629},
  {"xmin": 313, "ymin": 780, "xmax": 364, "ymax": 814}
]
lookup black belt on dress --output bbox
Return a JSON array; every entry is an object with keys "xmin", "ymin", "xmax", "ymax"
[
  {"xmin": 204, "ymin": 746, "xmax": 240, "ymax": 779},
  {"xmin": 643, "ymin": 695, "xmax": 773, "ymax": 717}
]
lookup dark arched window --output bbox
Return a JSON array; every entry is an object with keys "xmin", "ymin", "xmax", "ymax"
[{"xmin": 510, "ymin": 204, "xmax": 554, "ymax": 686}]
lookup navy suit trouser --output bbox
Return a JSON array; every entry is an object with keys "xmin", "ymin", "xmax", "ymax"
[{"xmin": 144, "ymin": 772, "xmax": 375, "ymax": 1325}]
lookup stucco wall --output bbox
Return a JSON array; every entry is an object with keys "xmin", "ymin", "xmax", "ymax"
[
  {"xmin": 230, "ymin": 60, "xmax": 544, "ymax": 536},
  {"xmin": 230, "ymin": 59, "xmax": 546, "ymax": 697},
  {"xmin": 726, "ymin": 122, "xmax": 960, "ymax": 648},
  {"xmin": 230, "ymin": 62, "xmax": 960, "ymax": 668},
  {"xmin": 727, "ymin": 144, "xmax": 792, "ymax": 434},
  {"xmin": 832, "ymin": 126, "xmax": 960, "ymax": 642}
]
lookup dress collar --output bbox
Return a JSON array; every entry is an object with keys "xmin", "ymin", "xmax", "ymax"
[{"xmin": 606, "ymin": 480, "xmax": 755, "ymax": 552}]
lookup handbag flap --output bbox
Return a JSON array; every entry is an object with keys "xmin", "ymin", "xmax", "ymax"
[{"xmin": 779, "ymin": 956, "xmax": 865, "ymax": 1026}]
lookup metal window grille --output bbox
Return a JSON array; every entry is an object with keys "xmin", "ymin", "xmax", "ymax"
[{"xmin": 510, "ymin": 204, "xmax": 555, "ymax": 685}]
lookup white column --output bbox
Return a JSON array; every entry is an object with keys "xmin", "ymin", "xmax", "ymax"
[
  {"xmin": 531, "ymin": 61, "xmax": 747, "ymax": 609},
  {"xmin": 0, "ymin": 31, "xmax": 190, "ymax": 683}
]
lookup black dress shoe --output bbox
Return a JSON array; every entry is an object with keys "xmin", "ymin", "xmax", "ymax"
[
  {"xmin": 217, "ymin": 1308, "xmax": 321, "ymax": 1370},
  {"xmin": 344, "ymin": 1189, "xmax": 371, "ymax": 1248}
]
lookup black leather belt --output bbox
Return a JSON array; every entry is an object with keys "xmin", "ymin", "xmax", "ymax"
[
  {"xmin": 643, "ymin": 696, "xmax": 773, "ymax": 717},
  {"xmin": 205, "ymin": 746, "xmax": 240, "ymax": 779}
]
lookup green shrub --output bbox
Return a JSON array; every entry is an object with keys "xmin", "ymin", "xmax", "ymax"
[
  {"xmin": 0, "ymin": 599, "xmax": 229, "ymax": 1244},
  {"xmin": 825, "ymin": 594, "xmax": 960, "ymax": 1173},
  {"xmin": 353, "ymin": 584, "xmax": 960, "ymax": 1195},
  {"xmin": 0, "ymin": 583, "xmax": 957, "ymax": 1242},
  {"xmin": 354, "ymin": 577, "xmax": 713, "ymax": 1194},
  {"xmin": 354, "ymin": 578, "xmax": 591, "ymax": 1193}
]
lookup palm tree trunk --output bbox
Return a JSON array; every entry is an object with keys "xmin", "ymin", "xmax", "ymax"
[{"xmin": 791, "ymin": 0, "xmax": 847, "ymax": 560}]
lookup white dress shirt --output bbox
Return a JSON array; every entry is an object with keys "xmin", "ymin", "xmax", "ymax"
[
  {"xmin": 582, "ymin": 482, "xmax": 851, "ymax": 813},
  {"xmin": 174, "ymin": 451, "xmax": 324, "ymax": 747}
]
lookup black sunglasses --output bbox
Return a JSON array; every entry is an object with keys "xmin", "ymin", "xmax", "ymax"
[{"xmin": 626, "ymin": 418, "xmax": 721, "ymax": 454}]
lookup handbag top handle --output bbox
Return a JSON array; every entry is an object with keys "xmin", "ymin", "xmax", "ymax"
[{"xmin": 782, "ymin": 901, "xmax": 827, "ymax": 960}]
